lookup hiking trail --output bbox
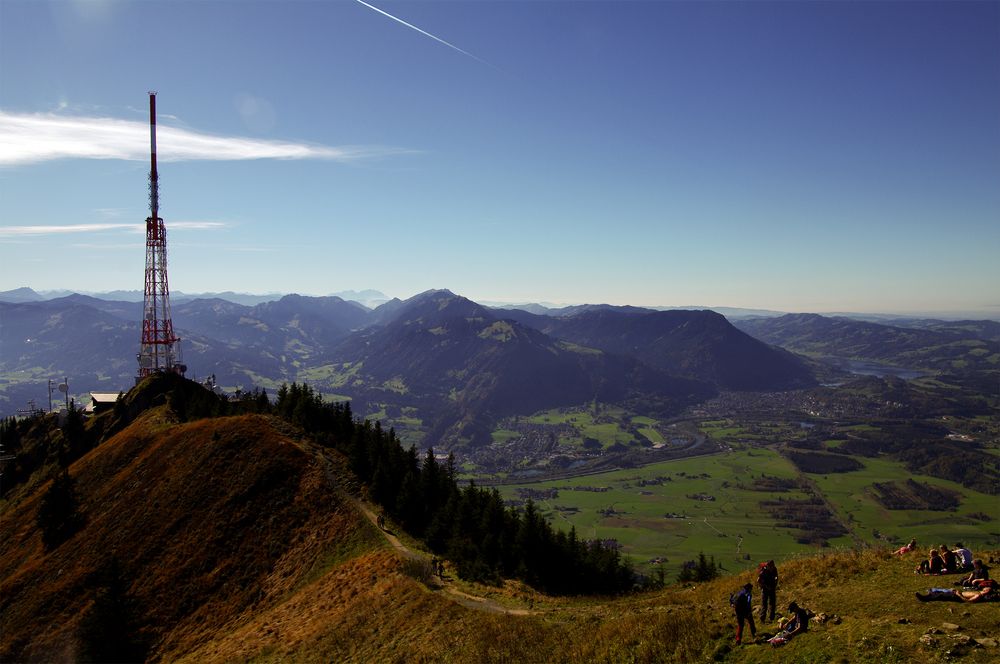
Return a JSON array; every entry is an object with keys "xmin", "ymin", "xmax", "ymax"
[{"xmin": 308, "ymin": 443, "xmax": 534, "ymax": 616}]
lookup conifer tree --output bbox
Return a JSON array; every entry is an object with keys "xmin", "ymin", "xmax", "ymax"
[
  {"xmin": 395, "ymin": 470, "xmax": 423, "ymax": 533},
  {"xmin": 36, "ymin": 469, "xmax": 83, "ymax": 550},
  {"xmin": 255, "ymin": 387, "xmax": 270, "ymax": 412},
  {"xmin": 77, "ymin": 558, "xmax": 148, "ymax": 663},
  {"xmin": 61, "ymin": 404, "xmax": 89, "ymax": 458}
]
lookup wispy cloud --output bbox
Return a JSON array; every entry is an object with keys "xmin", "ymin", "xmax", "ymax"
[
  {"xmin": 355, "ymin": 0, "xmax": 494, "ymax": 68},
  {"xmin": 226, "ymin": 246, "xmax": 276, "ymax": 253},
  {"xmin": 0, "ymin": 221, "xmax": 228, "ymax": 237},
  {"xmin": 94, "ymin": 207, "xmax": 129, "ymax": 218},
  {"xmin": 0, "ymin": 111, "xmax": 409, "ymax": 166},
  {"xmin": 0, "ymin": 223, "xmax": 141, "ymax": 237},
  {"xmin": 171, "ymin": 221, "xmax": 231, "ymax": 231}
]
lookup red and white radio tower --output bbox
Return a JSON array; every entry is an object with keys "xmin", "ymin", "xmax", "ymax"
[{"xmin": 137, "ymin": 92, "xmax": 186, "ymax": 380}]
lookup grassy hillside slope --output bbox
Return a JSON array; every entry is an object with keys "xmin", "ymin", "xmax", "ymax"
[
  {"xmin": 2, "ymin": 396, "xmax": 997, "ymax": 663},
  {"xmin": 0, "ymin": 409, "xmax": 371, "ymax": 661},
  {"xmin": 180, "ymin": 544, "xmax": 1000, "ymax": 663}
]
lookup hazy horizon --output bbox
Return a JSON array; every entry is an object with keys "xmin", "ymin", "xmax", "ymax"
[{"xmin": 5, "ymin": 283, "xmax": 998, "ymax": 321}]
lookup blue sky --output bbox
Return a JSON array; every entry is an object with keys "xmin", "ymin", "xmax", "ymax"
[{"xmin": 1, "ymin": 0, "xmax": 998, "ymax": 316}]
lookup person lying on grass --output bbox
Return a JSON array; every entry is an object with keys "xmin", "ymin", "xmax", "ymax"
[
  {"xmin": 916, "ymin": 579, "xmax": 998, "ymax": 603},
  {"xmin": 894, "ymin": 538, "xmax": 917, "ymax": 556}
]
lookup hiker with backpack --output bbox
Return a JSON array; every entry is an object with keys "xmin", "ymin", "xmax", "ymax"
[
  {"xmin": 757, "ymin": 560, "xmax": 778, "ymax": 622},
  {"xmin": 730, "ymin": 582, "xmax": 756, "ymax": 645}
]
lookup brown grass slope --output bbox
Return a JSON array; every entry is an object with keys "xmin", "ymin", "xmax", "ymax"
[
  {"xmin": 181, "ymin": 544, "xmax": 1000, "ymax": 663},
  {"xmin": 0, "ymin": 408, "xmax": 369, "ymax": 662}
]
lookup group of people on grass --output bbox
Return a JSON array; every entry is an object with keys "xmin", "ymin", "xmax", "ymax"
[
  {"xmin": 903, "ymin": 540, "xmax": 998, "ymax": 603},
  {"xmin": 911, "ymin": 541, "xmax": 976, "ymax": 575},
  {"xmin": 732, "ymin": 543, "xmax": 997, "ymax": 646},
  {"xmin": 730, "ymin": 560, "xmax": 810, "ymax": 647}
]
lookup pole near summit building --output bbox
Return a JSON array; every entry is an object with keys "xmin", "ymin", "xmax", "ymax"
[{"xmin": 137, "ymin": 92, "xmax": 185, "ymax": 381}]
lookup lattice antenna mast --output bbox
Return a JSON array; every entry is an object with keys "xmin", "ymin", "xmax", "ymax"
[{"xmin": 137, "ymin": 92, "xmax": 185, "ymax": 380}]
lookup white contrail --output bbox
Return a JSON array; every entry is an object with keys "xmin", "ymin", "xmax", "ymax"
[
  {"xmin": 354, "ymin": 0, "xmax": 492, "ymax": 67},
  {"xmin": 0, "ymin": 111, "xmax": 410, "ymax": 166}
]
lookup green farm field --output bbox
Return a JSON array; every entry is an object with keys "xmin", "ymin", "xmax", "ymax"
[
  {"xmin": 810, "ymin": 455, "xmax": 998, "ymax": 550},
  {"xmin": 295, "ymin": 361, "xmax": 360, "ymax": 387},
  {"xmin": 523, "ymin": 406, "xmax": 633, "ymax": 448},
  {"xmin": 495, "ymin": 448, "xmax": 818, "ymax": 578},
  {"xmin": 517, "ymin": 405, "xmax": 692, "ymax": 449},
  {"xmin": 494, "ymin": 447, "xmax": 999, "ymax": 580}
]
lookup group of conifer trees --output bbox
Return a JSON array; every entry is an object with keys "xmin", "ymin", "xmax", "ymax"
[{"xmin": 269, "ymin": 382, "xmax": 635, "ymax": 594}]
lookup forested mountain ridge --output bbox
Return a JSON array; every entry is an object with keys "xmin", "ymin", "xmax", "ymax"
[
  {"xmin": 887, "ymin": 318, "xmax": 1000, "ymax": 343},
  {"xmin": 504, "ymin": 306, "xmax": 816, "ymax": 391},
  {"xmin": 734, "ymin": 313, "xmax": 1000, "ymax": 372},
  {"xmin": 328, "ymin": 291, "xmax": 714, "ymax": 444},
  {"xmin": 0, "ymin": 299, "xmax": 138, "ymax": 385}
]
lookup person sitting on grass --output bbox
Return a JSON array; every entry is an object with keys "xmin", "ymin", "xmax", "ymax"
[
  {"xmin": 768, "ymin": 601, "xmax": 809, "ymax": 646},
  {"xmin": 916, "ymin": 549, "xmax": 944, "ymax": 575},
  {"xmin": 894, "ymin": 538, "xmax": 917, "ymax": 556},
  {"xmin": 953, "ymin": 543, "xmax": 974, "ymax": 571},
  {"xmin": 940, "ymin": 545, "xmax": 959, "ymax": 573},
  {"xmin": 916, "ymin": 579, "xmax": 998, "ymax": 603},
  {"xmin": 959, "ymin": 560, "xmax": 990, "ymax": 587}
]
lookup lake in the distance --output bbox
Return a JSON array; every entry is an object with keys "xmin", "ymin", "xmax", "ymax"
[{"xmin": 836, "ymin": 358, "xmax": 927, "ymax": 380}]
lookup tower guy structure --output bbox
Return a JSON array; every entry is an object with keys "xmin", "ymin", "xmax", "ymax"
[{"xmin": 137, "ymin": 92, "xmax": 185, "ymax": 380}]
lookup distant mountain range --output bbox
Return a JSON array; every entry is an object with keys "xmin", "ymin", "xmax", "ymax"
[
  {"xmin": 487, "ymin": 301, "xmax": 792, "ymax": 320},
  {"xmin": 0, "ymin": 287, "xmax": 391, "ymax": 309},
  {"xmin": 0, "ymin": 288, "xmax": 818, "ymax": 442},
  {"xmin": 8, "ymin": 287, "xmax": 998, "ymax": 322},
  {"xmin": 5, "ymin": 287, "xmax": 996, "ymax": 443}
]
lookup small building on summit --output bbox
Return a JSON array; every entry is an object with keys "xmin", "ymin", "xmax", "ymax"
[{"xmin": 88, "ymin": 392, "xmax": 121, "ymax": 415}]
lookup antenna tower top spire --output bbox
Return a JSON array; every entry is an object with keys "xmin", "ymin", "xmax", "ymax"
[{"xmin": 137, "ymin": 92, "xmax": 185, "ymax": 381}]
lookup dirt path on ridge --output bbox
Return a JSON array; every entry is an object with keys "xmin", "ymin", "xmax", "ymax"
[{"xmin": 307, "ymin": 443, "xmax": 534, "ymax": 616}]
